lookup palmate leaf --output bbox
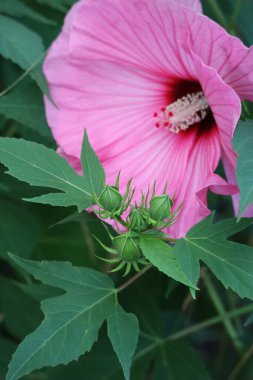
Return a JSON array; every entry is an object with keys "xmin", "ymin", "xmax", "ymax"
[
  {"xmin": 175, "ymin": 214, "xmax": 253, "ymax": 299},
  {"xmin": 107, "ymin": 304, "xmax": 139, "ymax": 380},
  {"xmin": 140, "ymin": 236, "xmax": 197, "ymax": 290},
  {"xmin": 0, "ymin": 131, "xmax": 105, "ymax": 210},
  {"xmin": 0, "ymin": 15, "xmax": 49, "ymax": 96},
  {"xmin": 6, "ymin": 255, "xmax": 139, "ymax": 380},
  {"xmin": 6, "ymin": 255, "xmax": 115, "ymax": 380},
  {"xmin": 233, "ymin": 121, "xmax": 253, "ymax": 218}
]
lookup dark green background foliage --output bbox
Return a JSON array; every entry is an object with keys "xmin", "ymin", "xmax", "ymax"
[{"xmin": 0, "ymin": 1, "xmax": 253, "ymax": 380}]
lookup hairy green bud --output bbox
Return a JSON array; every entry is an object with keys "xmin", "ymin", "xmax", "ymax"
[
  {"xmin": 149, "ymin": 194, "xmax": 173, "ymax": 221},
  {"xmin": 112, "ymin": 233, "xmax": 141, "ymax": 262},
  {"xmin": 99, "ymin": 185, "xmax": 123, "ymax": 212}
]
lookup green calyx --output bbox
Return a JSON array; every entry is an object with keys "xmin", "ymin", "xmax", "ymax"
[
  {"xmin": 94, "ymin": 228, "xmax": 149, "ymax": 276},
  {"xmin": 149, "ymin": 194, "xmax": 173, "ymax": 222},
  {"xmin": 98, "ymin": 185, "xmax": 123, "ymax": 212},
  {"xmin": 113, "ymin": 233, "xmax": 141, "ymax": 262}
]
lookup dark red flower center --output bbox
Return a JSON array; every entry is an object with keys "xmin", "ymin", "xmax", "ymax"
[{"xmin": 154, "ymin": 80, "xmax": 215, "ymax": 134}]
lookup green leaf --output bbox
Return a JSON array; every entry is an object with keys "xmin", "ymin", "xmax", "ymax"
[
  {"xmin": 245, "ymin": 313, "xmax": 253, "ymax": 326},
  {"xmin": 0, "ymin": 277, "xmax": 43, "ymax": 340},
  {"xmin": 81, "ymin": 130, "xmax": 105, "ymax": 198},
  {"xmin": 0, "ymin": 337, "xmax": 17, "ymax": 380},
  {"xmin": 34, "ymin": 212, "xmax": 105, "ymax": 267},
  {"xmin": 46, "ymin": 338, "xmax": 121, "ymax": 380},
  {"xmin": 0, "ymin": 81, "xmax": 53, "ymax": 141},
  {"xmin": 140, "ymin": 236, "xmax": 197, "ymax": 289},
  {"xmin": 233, "ymin": 121, "xmax": 253, "ymax": 218},
  {"xmin": 0, "ymin": 15, "xmax": 48, "ymax": 94},
  {"xmin": 0, "ymin": 199, "xmax": 40, "ymax": 259},
  {"xmin": 6, "ymin": 255, "xmax": 116, "ymax": 380},
  {"xmin": 0, "ymin": 0, "xmax": 55, "ymax": 25},
  {"xmin": 6, "ymin": 255, "xmax": 139, "ymax": 380},
  {"xmin": 153, "ymin": 341, "xmax": 211, "ymax": 380},
  {"xmin": 175, "ymin": 214, "xmax": 253, "ymax": 299},
  {"xmin": 107, "ymin": 304, "xmax": 139, "ymax": 380},
  {"xmin": 32, "ymin": 0, "xmax": 75, "ymax": 12},
  {"xmin": 0, "ymin": 137, "xmax": 93, "ymax": 211}
]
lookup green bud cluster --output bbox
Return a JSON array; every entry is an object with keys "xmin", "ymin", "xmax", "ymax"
[
  {"xmin": 126, "ymin": 183, "xmax": 178, "ymax": 231},
  {"xmin": 93, "ymin": 181, "xmax": 180, "ymax": 276}
]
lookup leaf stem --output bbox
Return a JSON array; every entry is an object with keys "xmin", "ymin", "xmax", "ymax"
[
  {"xmin": 115, "ymin": 215, "xmax": 128, "ymax": 228},
  {"xmin": 0, "ymin": 52, "xmax": 46, "ymax": 97},
  {"xmin": 228, "ymin": 343, "xmax": 253, "ymax": 380},
  {"xmin": 134, "ymin": 304, "xmax": 253, "ymax": 362},
  {"xmin": 117, "ymin": 265, "xmax": 152, "ymax": 293},
  {"xmin": 168, "ymin": 304, "xmax": 253, "ymax": 341},
  {"xmin": 203, "ymin": 272, "xmax": 245, "ymax": 354},
  {"xmin": 161, "ymin": 236, "xmax": 177, "ymax": 243}
]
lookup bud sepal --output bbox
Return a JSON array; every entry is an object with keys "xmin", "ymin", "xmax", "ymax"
[
  {"xmin": 127, "ymin": 206, "xmax": 149, "ymax": 232},
  {"xmin": 94, "ymin": 228, "xmax": 149, "ymax": 276},
  {"xmin": 143, "ymin": 182, "xmax": 181, "ymax": 229}
]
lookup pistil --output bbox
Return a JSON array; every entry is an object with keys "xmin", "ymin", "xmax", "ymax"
[{"xmin": 154, "ymin": 91, "xmax": 209, "ymax": 133}]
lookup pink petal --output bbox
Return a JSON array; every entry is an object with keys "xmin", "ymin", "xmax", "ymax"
[
  {"xmin": 45, "ymin": 59, "xmax": 171, "ymax": 158},
  {"xmin": 174, "ymin": 0, "xmax": 202, "ymax": 12},
  {"xmin": 168, "ymin": 129, "xmax": 236, "ymax": 237},
  {"xmin": 43, "ymin": 0, "xmax": 243, "ymax": 238},
  {"xmin": 68, "ymin": 0, "xmax": 195, "ymax": 77},
  {"xmin": 44, "ymin": 0, "xmax": 197, "ymax": 159},
  {"xmin": 185, "ymin": 9, "xmax": 253, "ymax": 100},
  {"xmin": 189, "ymin": 48, "xmax": 242, "ymax": 142}
]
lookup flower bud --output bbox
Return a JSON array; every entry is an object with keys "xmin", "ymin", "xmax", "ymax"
[
  {"xmin": 128, "ymin": 208, "xmax": 147, "ymax": 232},
  {"xmin": 149, "ymin": 194, "xmax": 173, "ymax": 221},
  {"xmin": 99, "ymin": 185, "xmax": 123, "ymax": 212},
  {"xmin": 112, "ymin": 233, "xmax": 141, "ymax": 262}
]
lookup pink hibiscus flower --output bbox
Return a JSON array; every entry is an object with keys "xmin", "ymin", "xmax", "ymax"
[{"xmin": 43, "ymin": 0, "xmax": 253, "ymax": 237}]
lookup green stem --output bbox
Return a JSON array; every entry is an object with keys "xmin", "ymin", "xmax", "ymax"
[
  {"xmin": 115, "ymin": 215, "xmax": 128, "ymax": 228},
  {"xmin": 161, "ymin": 236, "xmax": 177, "ymax": 243},
  {"xmin": 206, "ymin": 0, "xmax": 229, "ymax": 29},
  {"xmin": 203, "ymin": 272, "xmax": 244, "ymax": 354},
  {"xmin": 228, "ymin": 343, "xmax": 253, "ymax": 380},
  {"xmin": 134, "ymin": 304, "xmax": 253, "ymax": 362}
]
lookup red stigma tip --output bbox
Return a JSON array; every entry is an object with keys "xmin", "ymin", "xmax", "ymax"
[
  {"xmin": 161, "ymin": 107, "xmax": 166, "ymax": 112},
  {"xmin": 168, "ymin": 111, "xmax": 173, "ymax": 117},
  {"xmin": 155, "ymin": 122, "xmax": 160, "ymax": 128},
  {"xmin": 164, "ymin": 122, "xmax": 169, "ymax": 127},
  {"xmin": 153, "ymin": 112, "xmax": 158, "ymax": 117}
]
